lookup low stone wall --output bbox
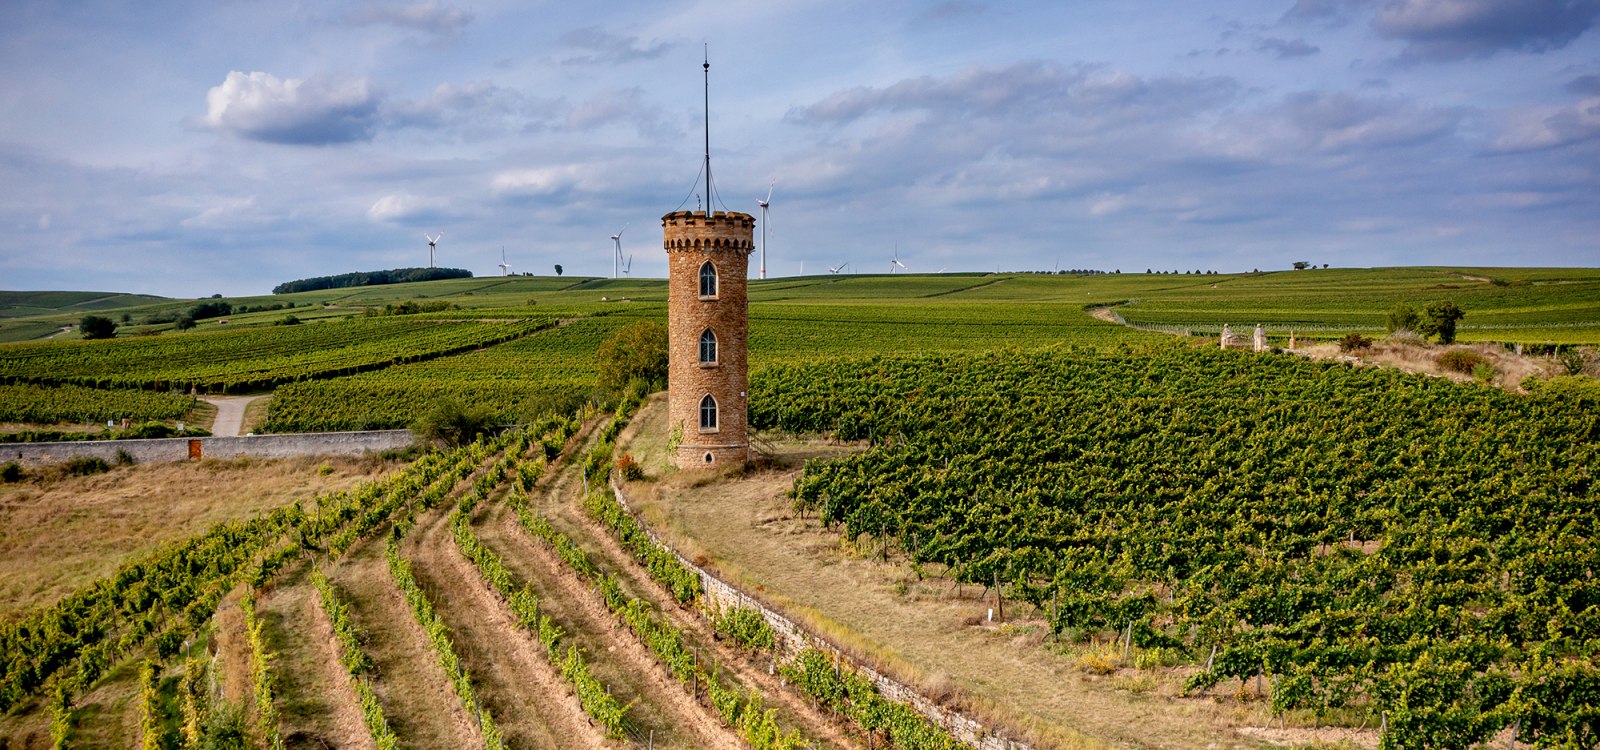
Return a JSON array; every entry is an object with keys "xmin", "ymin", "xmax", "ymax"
[
  {"xmin": 3, "ymin": 430, "xmax": 414, "ymax": 467},
  {"xmin": 611, "ymin": 480, "xmax": 1033, "ymax": 750}
]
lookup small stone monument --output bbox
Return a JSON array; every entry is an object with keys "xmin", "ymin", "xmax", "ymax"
[
  {"xmin": 1253, "ymin": 324, "xmax": 1266, "ymax": 352},
  {"xmin": 1220, "ymin": 324, "xmax": 1233, "ymax": 350}
]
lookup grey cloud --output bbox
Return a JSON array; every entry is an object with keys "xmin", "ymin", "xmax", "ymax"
[
  {"xmin": 1281, "ymin": 0, "xmax": 1375, "ymax": 24},
  {"xmin": 1491, "ymin": 96, "xmax": 1600, "ymax": 151},
  {"xmin": 1257, "ymin": 37, "xmax": 1322, "ymax": 57},
  {"xmin": 202, "ymin": 71, "xmax": 381, "ymax": 145},
  {"xmin": 1569, "ymin": 74, "xmax": 1600, "ymax": 95},
  {"xmin": 560, "ymin": 27, "xmax": 673, "ymax": 65},
  {"xmin": 1374, "ymin": 0, "xmax": 1600, "ymax": 60},
  {"xmin": 346, "ymin": 1, "xmax": 472, "ymax": 34},
  {"xmin": 1280, "ymin": 90, "xmax": 1462, "ymax": 150},
  {"xmin": 786, "ymin": 61, "xmax": 1237, "ymax": 126},
  {"xmin": 566, "ymin": 87, "xmax": 671, "ymax": 136},
  {"xmin": 386, "ymin": 82, "xmax": 561, "ymax": 134}
]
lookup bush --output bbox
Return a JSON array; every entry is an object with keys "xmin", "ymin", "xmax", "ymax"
[
  {"xmin": 596, "ymin": 321, "xmax": 668, "ymax": 392},
  {"xmin": 1436, "ymin": 349, "xmax": 1487, "ymax": 374},
  {"xmin": 411, "ymin": 397, "xmax": 496, "ymax": 447},
  {"xmin": 64, "ymin": 456, "xmax": 111, "ymax": 476},
  {"xmin": 79, "ymin": 315, "xmax": 118, "ymax": 340},
  {"xmin": 1386, "ymin": 303, "xmax": 1419, "ymax": 334},
  {"xmin": 1472, "ymin": 362, "xmax": 1496, "ymax": 384},
  {"xmin": 0, "ymin": 462, "xmax": 23, "ymax": 483},
  {"xmin": 1417, "ymin": 300, "xmax": 1465, "ymax": 344},
  {"xmin": 615, "ymin": 453, "xmax": 644, "ymax": 481},
  {"xmin": 1337, "ymin": 333, "xmax": 1373, "ymax": 352},
  {"xmin": 1557, "ymin": 347, "xmax": 1594, "ymax": 376}
]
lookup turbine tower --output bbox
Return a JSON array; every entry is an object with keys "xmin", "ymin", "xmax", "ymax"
[
  {"xmin": 424, "ymin": 231, "xmax": 444, "ymax": 268},
  {"xmin": 498, "ymin": 246, "xmax": 512, "ymax": 276},
  {"xmin": 756, "ymin": 181, "xmax": 773, "ymax": 279},
  {"xmin": 609, "ymin": 225, "xmax": 627, "ymax": 279},
  {"xmin": 891, "ymin": 243, "xmax": 908, "ymax": 274}
]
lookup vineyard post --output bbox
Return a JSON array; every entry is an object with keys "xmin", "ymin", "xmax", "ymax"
[
  {"xmin": 1122, "ymin": 622, "xmax": 1132, "ymax": 662},
  {"xmin": 994, "ymin": 570, "xmax": 1003, "ymax": 622}
]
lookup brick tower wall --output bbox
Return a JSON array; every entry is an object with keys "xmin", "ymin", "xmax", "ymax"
[{"xmin": 663, "ymin": 210, "xmax": 755, "ymax": 469}]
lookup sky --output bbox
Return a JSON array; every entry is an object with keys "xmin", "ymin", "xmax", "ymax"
[{"xmin": 1, "ymin": 0, "xmax": 1597, "ymax": 297}]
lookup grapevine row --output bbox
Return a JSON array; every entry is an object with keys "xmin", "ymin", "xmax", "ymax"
[{"xmin": 309, "ymin": 568, "xmax": 400, "ymax": 750}]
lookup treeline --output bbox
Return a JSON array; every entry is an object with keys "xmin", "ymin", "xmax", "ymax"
[{"xmin": 273, "ymin": 267, "xmax": 472, "ymax": 294}]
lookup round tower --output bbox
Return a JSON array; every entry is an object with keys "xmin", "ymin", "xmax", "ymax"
[{"xmin": 663, "ymin": 209, "xmax": 755, "ymax": 469}]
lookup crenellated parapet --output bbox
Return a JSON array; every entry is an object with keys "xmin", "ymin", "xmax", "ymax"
[{"xmin": 662, "ymin": 211, "xmax": 756, "ymax": 254}]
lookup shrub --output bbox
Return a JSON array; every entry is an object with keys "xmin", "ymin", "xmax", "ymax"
[
  {"xmin": 596, "ymin": 321, "xmax": 667, "ymax": 392},
  {"xmin": 1337, "ymin": 333, "xmax": 1373, "ymax": 352},
  {"xmin": 1472, "ymin": 362, "xmax": 1496, "ymax": 384},
  {"xmin": 64, "ymin": 456, "xmax": 111, "ymax": 476},
  {"xmin": 615, "ymin": 453, "xmax": 644, "ymax": 481},
  {"xmin": 411, "ymin": 397, "xmax": 496, "ymax": 447},
  {"xmin": 0, "ymin": 462, "xmax": 23, "ymax": 482},
  {"xmin": 1417, "ymin": 300, "xmax": 1465, "ymax": 344},
  {"xmin": 79, "ymin": 315, "xmax": 118, "ymax": 340},
  {"xmin": 1436, "ymin": 349, "xmax": 1487, "ymax": 374},
  {"xmin": 1385, "ymin": 303, "xmax": 1419, "ymax": 333},
  {"xmin": 1557, "ymin": 347, "xmax": 1594, "ymax": 376}
]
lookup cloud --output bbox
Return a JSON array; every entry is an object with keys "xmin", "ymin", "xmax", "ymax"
[
  {"xmin": 1491, "ymin": 96, "xmax": 1600, "ymax": 151},
  {"xmin": 559, "ymin": 27, "xmax": 673, "ymax": 64},
  {"xmin": 387, "ymin": 81, "xmax": 560, "ymax": 134},
  {"xmin": 786, "ymin": 61, "xmax": 1237, "ymax": 127},
  {"xmin": 1569, "ymin": 74, "xmax": 1600, "ymax": 95},
  {"xmin": 203, "ymin": 71, "xmax": 381, "ymax": 145},
  {"xmin": 1281, "ymin": 0, "xmax": 1376, "ymax": 24},
  {"xmin": 490, "ymin": 166, "xmax": 587, "ymax": 198},
  {"xmin": 367, "ymin": 192, "xmax": 451, "ymax": 222},
  {"xmin": 1257, "ymin": 37, "xmax": 1322, "ymax": 57},
  {"xmin": 566, "ymin": 88, "xmax": 670, "ymax": 136},
  {"xmin": 346, "ymin": 1, "xmax": 472, "ymax": 34},
  {"xmin": 1373, "ymin": 0, "xmax": 1600, "ymax": 60},
  {"xmin": 1280, "ymin": 90, "xmax": 1462, "ymax": 150}
]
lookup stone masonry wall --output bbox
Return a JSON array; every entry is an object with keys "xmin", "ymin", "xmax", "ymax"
[
  {"xmin": 3, "ymin": 430, "xmax": 414, "ymax": 468},
  {"xmin": 611, "ymin": 479, "xmax": 1034, "ymax": 750},
  {"xmin": 663, "ymin": 210, "xmax": 755, "ymax": 468}
]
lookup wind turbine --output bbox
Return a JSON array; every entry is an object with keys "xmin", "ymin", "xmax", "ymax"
[
  {"xmin": 498, "ymin": 247, "xmax": 512, "ymax": 276},
  {"xmin": 622, "ymin": 254, "xmax": 634, "ymax": 276},
  {"xmin": 608, "ymin": 224, "xmax": 627, "ymax": 279},
  {"xmin": 424, "ymin": 232, "xmax": 444, "ymax": 268},
  {"xmin": 891, "ymin": 243, "xmax": 909, "ymax": 274},
  {"xmin": 756, "ymin": 180, "xmax": 774, "ymax": 279},
  {"xmin": 828, "ymin": 261, "xmax": 849, "ymax": 274}
]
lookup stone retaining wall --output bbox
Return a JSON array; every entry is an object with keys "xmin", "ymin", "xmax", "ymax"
[
  {"xmin": 611, "ymin": 480, "xmax": 1032, "ymax": 750},
  {"xmin": 4, "ymin": 430, "xmax": 414, "ymax": 467}
]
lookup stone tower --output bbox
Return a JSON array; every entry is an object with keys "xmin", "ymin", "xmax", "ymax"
[{"xmin": 663, "ymin": 209, "xmax": 756, "ymax": 469}]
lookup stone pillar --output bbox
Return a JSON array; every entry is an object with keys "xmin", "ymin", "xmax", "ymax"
[
  {"xmin": 1254, "ymin": 324, "xmax": 1266, "ymax": 352},
  {"xmin": 1220, "ymin": 324, "xmax": 1233, "ymax": 350}
]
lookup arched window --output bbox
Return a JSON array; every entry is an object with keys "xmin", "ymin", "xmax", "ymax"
[
  {"xmin": 699, "ymin": 328, "xmax": 717, "ymax": 364},
  {"xmin": 699, "ymin": 394, "xmax": 718, "ymax": 431},
  {"xmin": 699, "ymin": 261, "xmax": 718, "ymax": 298}
]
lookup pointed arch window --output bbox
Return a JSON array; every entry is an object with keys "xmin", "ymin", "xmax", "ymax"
[
  {"xmin": 699, "ymin": 261, "xmax": 718, "ymax": 298},
  {"xmin": 699, "ymin": 394, "xmax": 718, "ymax": 431},
  {"xmin": 699, "ymin": 328, "xmax": 718, "ymax": 364}
]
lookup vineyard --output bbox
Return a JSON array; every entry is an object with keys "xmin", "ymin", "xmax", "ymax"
[
  {"xmin": 748, "ymin": 343, "xmax": 1599, "ymax": 748},
  {"xmin": 0, "ymin": 382, "xmax": 196, "ymax": 425},
  {"xmin": 0, "ymin": 317, "xmax": 551, "ymax": 393},
  {"xmin": 1, "ymin": 400, "xmax": 972, "ymax": 749}
]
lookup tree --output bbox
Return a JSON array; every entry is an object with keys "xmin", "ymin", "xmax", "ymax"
[
  {"xmin": 1417, "ymin": 301, "xmax": 1465, "ymax": 344},
  {"xmin": 596, "ymin": 320, "xmax": 668, "ymax": 391},
  {"xmin": 79, "ymin": 315, "xmax": 117, "ymax": 339},
  {"xmin": 554, "ymin": 264, "xmax": 563, "ymax": 276},
  {"xmin": 1386, "ymin": 303, "xmax": 1420, "ymax": 333},
  {"xmin": 411, "ymin": 397, "xmax": 495, "ymax": 446},
  {"xmin": 1292, "ymin": 261, "xmax": 1311, "ymax": 270}
]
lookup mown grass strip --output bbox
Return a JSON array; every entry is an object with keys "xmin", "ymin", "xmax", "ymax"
[{"xmin": 310, "ymin": 568, "xmax": 399, "ymax": 750}]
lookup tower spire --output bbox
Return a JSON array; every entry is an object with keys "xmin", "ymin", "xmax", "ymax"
[{"xmin": 703, "ymin": 44, "xmax": 712, "ymax": 214}]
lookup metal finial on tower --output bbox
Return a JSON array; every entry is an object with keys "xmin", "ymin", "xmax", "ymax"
[{"xmin": 703, "ymin": 44, "xmax": 712, "ymax": 215}]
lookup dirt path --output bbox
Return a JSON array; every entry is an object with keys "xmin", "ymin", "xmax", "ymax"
[
  {"xmin": 520, "ymin": 494, "xmax": 866, "ymax": 750},
  {"xmin": 1086, "ymin": 305, "xmax": 1121, "ymax": 324},
  {"xmin": 400, "ymin": 503, "xmax": 614, "ymax": 750},
  {"xmin": 202, "ymin": 395, "xmax": 265, "ymax": 437},
  {"xmin": 257, "ymin": 566, "xmax": 376, "ymax": 750},
  {"xmin": 328, "ymin": 539, "xmax": 483, "ymax": 750}
]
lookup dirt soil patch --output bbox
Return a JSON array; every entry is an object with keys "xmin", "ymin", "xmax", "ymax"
[
  {"xmin": 0, "ymin": 454, "xmax": 402, "ymax": 622},
  {"xmin": 257, "ymin": 564, "xmax": 376, "ymax": 750}
]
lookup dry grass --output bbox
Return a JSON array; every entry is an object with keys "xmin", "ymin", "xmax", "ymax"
[
  {"xmin": 0, "ymin": 454, "xmax": 402, "ymax": 621},
  {"xmin": 239, "ymin": 395, "xmax": 272, "ymax": 434},
  {"xmin": 1299, "ymin": 339, "xmax": 1555, "ymax": 391}
]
